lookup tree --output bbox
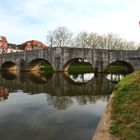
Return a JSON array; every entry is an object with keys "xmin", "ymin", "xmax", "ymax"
[
  {"xmin": 98, "ymin": 33, "xmax": 121, "ymax": 50},
  {"xmin": 74, "ymin": 31, "xmax": 89, "ymax": 48},
  {"xmin": 136, "ymin": 43, "xmax": 140, "ymax": 50},
  {"xmin": 46, "ymin": 26, "xmax": 73, "ymax": 47},
  {"xmin": 46, "ymin": 31, "xmax": 56, "ymax": 48},
  {"xmin": 88, "ymin": 33, "xmax": 100, "ymax": 49},
  {"xmin": 46, "ymin": 26, "xmax": 139, "ymax": 50}
]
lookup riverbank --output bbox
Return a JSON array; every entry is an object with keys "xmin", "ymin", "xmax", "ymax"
[{"xmin": 93, "ymin": 70, "xmax": 140, "ymax": 140}]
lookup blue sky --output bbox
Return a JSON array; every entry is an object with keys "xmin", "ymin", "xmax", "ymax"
[{"xmin": 0, "ymin": 0, "xmax": 140, "ymax": 44}]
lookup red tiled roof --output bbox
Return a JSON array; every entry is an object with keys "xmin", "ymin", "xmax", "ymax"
[
  {"xmin": 0, "ymin": 36, "xmax": 7, "ymax": 42},
  {"xmin": 18, "ymin": 40, "xmax": 48, "ymax": 50}
]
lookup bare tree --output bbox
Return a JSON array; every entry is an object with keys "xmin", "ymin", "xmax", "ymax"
[
  {"xmin": 126, "ymin": 41, "xmax": 136, "ymax": 50},
  {"xmin": 46, "ymin": 26, "xmax": 138, "ymax": 50},
  {"xmin": 117, "ymin": 40, "xmax": 136, "ymax": 50},
  {"xmin": 46, "ymin": 31, "xmax": 55, "ymax": 47},
  {"xmin": 99, "ymin": 33, "xmax": 121, "ymax": 50},
  {"xmin": 88, "ymin": 33, "xmax": 100, "ymax": 49},
  {"xmin": 136, "ymin": 43, "xmax": 140, "ymax": 50},
  {"xmin": 74, "ymin": 31, "xmax": 89, "ymax": 48},
  {"xmin": 46, "ymin": 26, "xmax": 73, "ymax": 47}
]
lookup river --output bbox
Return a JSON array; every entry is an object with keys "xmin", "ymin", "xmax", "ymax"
[{"xmin": 0, "ymin": 71, "xmax": 123, "ymax": 140}]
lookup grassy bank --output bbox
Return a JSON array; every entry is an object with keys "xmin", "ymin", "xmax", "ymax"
[{"xmin": 111, "ymin": 70, "xmax": 140, "ymax": 140}]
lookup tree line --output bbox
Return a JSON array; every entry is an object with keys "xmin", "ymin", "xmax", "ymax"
[{"xmin": 46, "ymin": 26, "xmax": 140, "ymax": 50}]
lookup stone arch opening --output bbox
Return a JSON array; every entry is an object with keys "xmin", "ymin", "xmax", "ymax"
[
  {"xmin": 63, "ymin": 58, "xmax": 94, "ymax": 73},
  {"xmin": 27, "ymin": 58, "xmax": 54, "ymax": 71},
  {"xmin": 106, "ymin": 60, "xmax": 134, "ymax": 73},
  {"xmin": 1, "ymin": 61, "xmax": 19, "ymax": 71},
  {"xmin": 63, "ymin": 58, "xmax": 94, "ymax": 84}
]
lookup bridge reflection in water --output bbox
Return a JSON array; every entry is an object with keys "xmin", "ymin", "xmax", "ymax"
[
  {"xmin": 0, "ymin": 71, "xmax": 124, "ymax": 140},
  {"xmin": 106, "ymin": 73, "xmax": 125, "ymax": 83},
  {"xmin": 0, "ymin": 71, "xmax": 115, "ymax": 96}
]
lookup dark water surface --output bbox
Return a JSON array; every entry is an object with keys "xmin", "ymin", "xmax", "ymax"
[{"xmin": 0, "ymin": 71, "xmax": 116, "ymax": 140}]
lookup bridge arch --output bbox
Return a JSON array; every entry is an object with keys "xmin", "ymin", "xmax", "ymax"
[
  {"xmin": 1, "ymin": 61, "xmax": 19, "ymax": 71},
  {"xmin": 27, "ymin": 58, "xmax": 54, "ymax": 71},
  {"xmin": 106, "ymin": 60, "xmax": 134, "ymax": 73},
  {"xmin": 63, "ymin": 58, "xmax": 94, "ymax": 72}
]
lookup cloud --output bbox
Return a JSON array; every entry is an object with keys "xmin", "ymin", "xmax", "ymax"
[{"xmin": 0, "ymin": 0, "xmax": 140, "ymax": 44}]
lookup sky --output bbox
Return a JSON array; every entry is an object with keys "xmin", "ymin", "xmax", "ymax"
[{"xmin": 0, "ymin": 0, "xmax": 140, "ymax": 44}]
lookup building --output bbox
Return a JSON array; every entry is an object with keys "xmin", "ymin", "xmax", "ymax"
[
  {"xmin": 0, "ymin": 36, "xmax": 8, "ymax": 54},
  {"xmin": 0, "ymin": 38, "xmax": 48, "ymax": 53},
  {"xmin": 7, "ymin": 43, "xmax": 22, "ymax": 53},
  {"xmin": 17, "ymin": 40, "xmax": 48, "ymax": 51}
]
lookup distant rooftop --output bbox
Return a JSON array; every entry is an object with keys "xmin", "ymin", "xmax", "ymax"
[{"xmin": 0, "ymin": 36, "xmax": 7, "ymax": 42}]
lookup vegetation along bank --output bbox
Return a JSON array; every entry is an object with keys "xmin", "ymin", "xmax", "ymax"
[{"xmin": 93, "ymin": 70, "xmax": 140, "ymax": 140}]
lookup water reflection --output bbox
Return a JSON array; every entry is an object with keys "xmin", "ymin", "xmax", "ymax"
[
  {"xmin": 26, "ymin": 71, "xmax": 53, "ymax": 84},
  {"xmin": 67, "ymin": 73, "xmax": 94, "ymax": 84},
  {"xmin": 1, "ymin": 71, "xmax": 18, "ymax": 80},
  {"xmin": 47, "ymin": 95, "xmax": 109, "ymax": 110},
  {"xmin": 0, "ymin": 72, "xmax": 114, "ymax": 96},
  {"xmin": 75, "ymin": 95, "xmax": 108, "ymax": 105},
  {"xmin": 47, "ymin": 95, "xmax": 74, "ymax": 110},
  {"xmin": 0, "ymin": 71, "xmax": 114, "ymax": 109},
  {"xmin": 0, "ymin": 86, "xmax": 9, "ymax": 101},
  {"xmin": 0, "ymin": 71, "xmax": 115, "ymax": 140},
  {"xmin": 106, "ymin": 73, "xmax": 125, "ymax": 83}
]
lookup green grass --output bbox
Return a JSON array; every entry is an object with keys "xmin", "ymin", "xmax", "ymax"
[
  {"xmin": 40, "ymin": 62, "xmax": 54, "ymax": 71},
  {"xmin": 111, "ymin": 70, "xmax": 140, "ymax": 140},
  {"xmin": 68, "ymin": 62, "xmax": 94, "ymax": 73},
  {"xmin": 40, "ymin": 61, "xmax": 94, "ymax": 73},
  {"xmin": 40, "ymin": 62, "xmax": 54, "ymax": 77},
  {"xmin": 106, "ymin": 63, "xmax": 131, "ymax": 73}
]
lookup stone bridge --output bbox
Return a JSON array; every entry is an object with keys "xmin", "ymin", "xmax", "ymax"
[{"xmin": 0, "ymin": 47, "xmax": 140, "ymax": 72}]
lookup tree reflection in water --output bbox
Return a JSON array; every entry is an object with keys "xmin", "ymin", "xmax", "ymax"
[
  {"xmin": 46, "ymin": 95, "xmax": 109, "ymax": 110},
  {"xmin": 75, "ymin": 95, "xmax": 108, "ymax": 105},
  {"xmin": 47, "ymin": 95, "xmax": 74, "ymax": 110}
]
